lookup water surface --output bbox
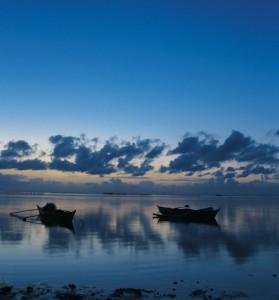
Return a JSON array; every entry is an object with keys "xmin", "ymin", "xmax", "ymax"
[{"xmin": 1, "ymin": 193, "xmax": 279, "ymax": 298}]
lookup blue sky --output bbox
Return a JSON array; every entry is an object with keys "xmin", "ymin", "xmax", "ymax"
[{"xmin": 1, "ymin": 1, "xmax": 279, "ymax": 195}]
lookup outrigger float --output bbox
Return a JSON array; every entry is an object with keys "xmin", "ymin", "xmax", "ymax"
[{"xmin": 10, "ymin": 202, "xmax": 76, "ymax": 223}]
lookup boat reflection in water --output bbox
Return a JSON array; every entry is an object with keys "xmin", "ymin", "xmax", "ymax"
[
  {"xmin": 38, "ymin": 215, "xmax": 75, "ymax": 233},
  {"xmin": 154, "ymin": 214, "xmax": 220, "ymax": 227},
  {"xmin": 2, "ymin": 194, "xmax": 279, "ymax": 298},
  {"xmin": 36, "ymin": 203, "xmax": 76, "ymax": 233}
]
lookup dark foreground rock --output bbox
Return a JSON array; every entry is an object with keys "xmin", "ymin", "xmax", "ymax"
[
  {"xmin": 0, "ymin": 282, "xmax": 173, "ymax": 299},
  {"xmin": 0, "ymin": 281, "xmax": 275, "ymax": 299}
]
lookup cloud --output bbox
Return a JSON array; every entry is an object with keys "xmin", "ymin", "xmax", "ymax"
[
  {"xmin": 49, "ymin": 135, "xmax": 78, "ymax": 158},
  {"xmin": 48, "ymin": 135, "xmax": 166, "ymax": 176},
  {"xmin": 1, "ymin": 172, "xmax": 279, "ymax": 196},
  {"xmin": 1, "ymin": 140, "xmax": 33, "ymax": 158},
  {"xmin": 237, "ymin": 164, "xmax": 275, "ymax": 178},
  {"xmin": 0, "ymin": 140, "xmax": 47, "ymax": 171},
  {"xmin": 118, "ymin": 159, "xmax": 154, "ymax": 176},
  {"xmin": 1, "ymin": 131, "xmax": 279, "ymax": 186},
  {"xmin": 160, "ymin": 130, "xmax": 279, "ymax": 181}
]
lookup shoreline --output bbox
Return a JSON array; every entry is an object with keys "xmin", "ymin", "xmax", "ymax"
[{"xmin": 0, "ymin": 281, "xmax": 276, "ymax": 299}]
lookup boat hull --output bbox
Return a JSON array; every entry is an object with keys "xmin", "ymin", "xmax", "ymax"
[
  {"xmin": 37, "ymin": 205, "xmax": 76, "ymax": 222},
  {"xmin": 157, "ymin": 205, "xmax": 219, "ymax": 220},
  {"xmin": 153, "ymin": 213, "xmax": 219, "ymax": 226}
]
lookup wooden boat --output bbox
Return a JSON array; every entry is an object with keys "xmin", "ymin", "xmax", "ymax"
[
  {"xmin": 157, "ymin": 205, "xmax": 219, "ymax": 220},
  {"xmin": 37, "ymin": 203, "xmax": 76, "ymax": 222},
  {"xmin": 153, "ymin": 213, "xmax": 219, "ymax": 226}
]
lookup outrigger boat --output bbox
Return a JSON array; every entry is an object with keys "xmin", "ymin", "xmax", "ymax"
[
  {"xmin": 153, "ymin": 213, "xmax": 219, "ymax": 226},
  {"xmin": 37, "ymin": 203, "xmax": 76, "ymax": 223},
  {"xmin": 154, "ymin": 205, "xmax": 220, "ymax": 221}
]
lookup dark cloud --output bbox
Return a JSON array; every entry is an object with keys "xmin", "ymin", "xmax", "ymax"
[
  {"xmin": 237, "ymin": 164, "xmax": 275, "ymax": 178},
  {"xmin": 166, "ymin": 153, "xmax": 206, "ymax": 173},
  {"xmin": 118, "ymin": 159, "xmax": 154, "ymax": 176},
  {"xmin": 48, "ymin": 135, "xmax": 166, "ymax": 177},
  {"xmin": 238, "ymin": 143, "xmax": 279, "ymax": 165},
  {"xmin": 0, "ymin": 140, "xmax": 46, "ymax": 171},
  {"xmin": 145, "ymin": 144, "xmax": 165, "ymax": 159},
  {"xmin": 166, "ymin": 133, "xmax": 221, "ymax": 172},
  {"xmin": 1, "ymin": 140, "xmax": 33, "ymax": 158},
  {"xmin": 1, "ymin": 131, "xmax": 279, "ymax": 184},
  {"xmin": 216, "ymin": 130, "xmax": 253, "ymax": 161},
  {"xmin": 15, "ymin": 159, "xmax": 47, "ymax": 171},
  {"xmin": 0, "ymin": 159, "xmax": 47, "ymax": 170},
  {"xmin": 49, "ymin": 135, "xmax": 79, "ymax": 158},
  {"xmin": 161, "ymin": 130, "xmax": 279, "ymax": 181},
  {"xmin": 48, "ymin": 158, "xmax": 76, "ymax": 172}
]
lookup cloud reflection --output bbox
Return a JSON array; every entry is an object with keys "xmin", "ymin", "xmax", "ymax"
[{"xmin": 1, "ymin": 197, "xmax": 279, "ymax": 265}]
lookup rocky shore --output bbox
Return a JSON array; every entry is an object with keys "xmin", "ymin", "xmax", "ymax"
[{"xmin": 0, "ymin": 280, "xmax": 276, "ymax": 299}]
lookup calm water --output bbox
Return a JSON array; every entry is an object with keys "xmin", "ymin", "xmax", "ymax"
[{"xmin": 1, "ymin": 193, "xmax": 279, "ymax": 298}]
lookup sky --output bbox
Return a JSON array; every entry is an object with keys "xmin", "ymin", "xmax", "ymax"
[{"xmin": 1, "ymin": 0, "xmax": 279, "ymax": 195}]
